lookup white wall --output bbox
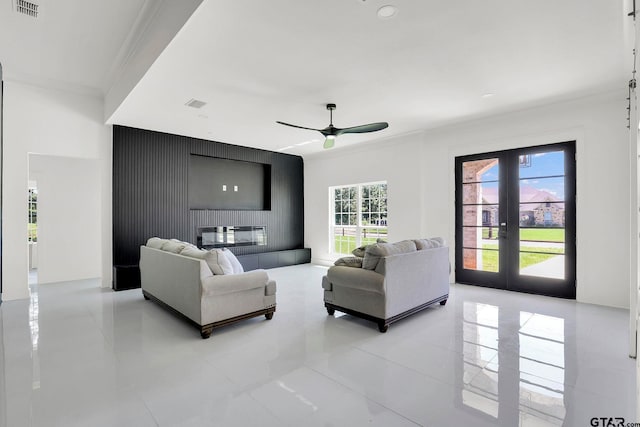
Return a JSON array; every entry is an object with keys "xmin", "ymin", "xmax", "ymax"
[
  {"xmin": 2, "ymin": 81, "xmax": 112, "ymax": 300},
  {"xmin": 29, "ymin": 155, "xmax": 101, "ymax": 284},
  {"xmin": 305, "ymin": 91, "xmax": 630, "ymax": 308}
]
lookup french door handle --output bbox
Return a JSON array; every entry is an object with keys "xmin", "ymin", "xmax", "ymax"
[{"xmin": 499, "ymin": 222, "xmax": 507, "ymax": 238}]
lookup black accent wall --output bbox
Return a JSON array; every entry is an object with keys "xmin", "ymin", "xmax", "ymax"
[{"xmin": 112, "ymin": 126, "xmax": 305, "ymax": 287}]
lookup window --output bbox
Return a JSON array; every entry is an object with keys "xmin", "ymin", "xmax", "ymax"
[
  {"xmin": 28, "ymin": 187, "xmax": 37, "ymax": 242},
  {"xmin": 330, "ymin": 182, "xmax": 387, "ymax": 254}
]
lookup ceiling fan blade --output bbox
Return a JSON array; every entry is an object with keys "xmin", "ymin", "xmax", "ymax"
[
  {"xmin": 276, "ymin": 121, "xmax": 322, "ymax": 132},
  {"xmin": 335, "ymin": 122, "xmax": 389, "ymax": 136},
  {"xmin": 323, "ymin": 136, "xmax": 336, "ymax": 149}
]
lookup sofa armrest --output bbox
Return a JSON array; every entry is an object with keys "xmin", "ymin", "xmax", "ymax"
[
  {"xmin": 326, "ymin": 266, "xmax": 385, "ymax": 295},
  {"xmin": 265, "ymin": 280, "xmax": 277, "ymax": 296},
  {"xmin": 201, "ymin": 269, "xmax": 270, "ymax": 296},
  {"xmin": 382, "ymin": 247, "xmax": 450, "ymax": 315}
]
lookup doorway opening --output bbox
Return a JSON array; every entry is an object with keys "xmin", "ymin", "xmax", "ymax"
[
  {"xmin": 28, "ymin": 182, "xmax": 38, "ymax": 285},
  {"xmin": 455, "ymin": 141, "xmax": 576, "ymax": 298}
]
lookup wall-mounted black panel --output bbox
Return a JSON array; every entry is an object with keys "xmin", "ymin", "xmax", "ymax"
[
  {"xmin": 189, "ymin": 154, "xmax": 270, "ymax": 210},
  {"xmin": 113, "ymin": 126, "xmax": 305, "ymax": 288}
]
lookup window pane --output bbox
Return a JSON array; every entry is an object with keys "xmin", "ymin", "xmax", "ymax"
[
  {"xmin": 519, "ymin": 151, "xmax": 564, "ymax": 179},
  {"xmin": 463, "ymin": 226, "xmax": 499, "ymax": 248},
  {"xmin": 519, "ymin": 252, "xmax": 565, "ymax": 279},
  {"xmin": 462, "ymin": 159, "xmax": 499, "ymax": 183},
  {"xmin": 330, "ymin": 182, "xmax": 387, "ymax": 254},
  {"xmin": 463, "ymin": 248, "xmax": 499, "ymax": 272},
  {"xmin": 462, "ymin": 182, "xmax": 498, "ymax": 206}
]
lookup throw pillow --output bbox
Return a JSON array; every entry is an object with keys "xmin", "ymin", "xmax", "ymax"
[
  {"xmin": 352, "ymin": 245, "xmax": 368, "ymax": 257},
  {"xmin": 146, "ymin": 237, "xmax": 167, "ymax": 249},
  {"xmin": 362, "ymin": 240, "xmax": 417, "ymax": 270},
  {"xmin": 179, "ymin": 247, "xmax": 233, "ymax": 275},
  {"xmin": 334, "ymin": 256, "xmax": 363, "ymax": 268},
  {"xmin": 352, "ymin": 239, "xmax": 387, "ymax": 257},
  {"xmin": 222, "ymin": 248, "xmax": 244, "ymax": 274}
]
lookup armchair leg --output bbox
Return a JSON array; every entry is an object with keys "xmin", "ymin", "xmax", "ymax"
[
  {"xmin": 378, "ymin": 322, "xmax": 388, "ymax": 333},
  {"xmin": 326, "ymin": 306, "xmax": 335, "ymax": 315},
  {"xmin": 439, "ymin": 299, "xmax": 447, "ymax": 306},
  {"xmin": 265, "ymin": 312, "xmax": 274, "ymax": 320}
]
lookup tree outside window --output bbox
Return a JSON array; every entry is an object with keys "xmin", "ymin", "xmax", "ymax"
[{"xmin": 330, "ymin": 182, "xmax": 387, "ymax": 254}]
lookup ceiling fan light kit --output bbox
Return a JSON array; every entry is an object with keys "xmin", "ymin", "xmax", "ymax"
[{"xmin": 277, "ymin": 103, "xmax": 389, "ymax": 149}]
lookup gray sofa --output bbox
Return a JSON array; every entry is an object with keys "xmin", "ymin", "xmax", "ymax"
[
  {"xmin": 322, "ymin": 238, "xmax": 449, "ymax": 332},
  {"xmin": 139, "ymin": 238, "xmax": 276, "ymax": 338}
]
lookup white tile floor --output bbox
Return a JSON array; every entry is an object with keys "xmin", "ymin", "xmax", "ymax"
[{"xmin": 0, "ymin": 264, "xmax": 636, "ymax": 426}]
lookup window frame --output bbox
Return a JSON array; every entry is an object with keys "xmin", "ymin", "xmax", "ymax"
[{"xmin": 329, "ymin": 181, "xmax": 387, "ymax": 255}]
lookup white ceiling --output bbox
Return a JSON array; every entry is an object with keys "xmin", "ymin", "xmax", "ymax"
[
  {"xmin": 0, "ymin": 0, "xmax": 149, "ymax": 93},
  {"xmin": 1, "ymin": 0, "xmax": 630, "ymax": 156}
]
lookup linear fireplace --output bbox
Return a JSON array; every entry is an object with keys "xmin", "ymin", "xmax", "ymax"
[{"xmin": 197, "ymin": 226, "xmax": 267, "ymax": 249}]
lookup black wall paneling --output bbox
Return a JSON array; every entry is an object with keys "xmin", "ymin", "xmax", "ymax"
[
  {"xmin": 112, "ymin": 126, "xmax": 306, "ymax": 289},
  {"xmin": 188, "ymin": 155, "xmax": 271, "ymax": 210}
]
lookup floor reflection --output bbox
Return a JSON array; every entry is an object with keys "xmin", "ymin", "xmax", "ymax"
[
  {"xmin": 29, "ymin": 282, "xmax": 40, "ymax": 390},
  {"xmin": 460, "ymin": 302, "xmax": 567, "ymax": 426},
  {"xmin": 0, "ymin": 303, "xmax": 6, "ymax": 427}
]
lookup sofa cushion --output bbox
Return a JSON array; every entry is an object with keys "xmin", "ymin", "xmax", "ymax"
[
  {"xmin": 162, "ymin": 240, "xmax": 187, "ymax": 254},
  {"xmin": 362, "ymin": 240, "xmax": 417, "ymax": 270},
  {"xmin": 180, "ymin": 247, "xmax": 233, "ymax": 275},
  {"xmin": 146, "ymin": 237, "xmax": 167, "ymax": 249},
  {"xmin": 222, "ymin": 248, "xmax": 244, "ymax": 274},
  {"xmin": 171, "ymin": 238, "xmax": 197, "ymax": 249},
  {"xmin": 414, "ymin": 237, "xmax": 445, "ymax": 250},
  {"xmin": 334, "ymin": 256, "xmax": 364, "ymax": 268}
]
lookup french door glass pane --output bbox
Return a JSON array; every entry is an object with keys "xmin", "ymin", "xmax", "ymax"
[
  {"xmin": 518, "ymin": 150, "xmax": 565, "ymax": 279},
  {"xmin": 462, "ymin": 158, "xmax": 500, "ymax": 272},
  {"xmin": 463, "ymin": 248, "xmax": 499, "ymax": 272},
  {"xmin": 519, "ymin": 151, "xmax": 564, "ymax": 178}
]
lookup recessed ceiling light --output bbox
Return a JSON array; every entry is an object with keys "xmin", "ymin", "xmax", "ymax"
[
  {"xmin": 482, "ymin": 93, "xmax": 495, "ymax": 98},
  {"xmin": 377, "ymin": 5, "xmax": 398, "ymax": 19},
  {"xmin": 185, "ymin": 98, "xmax": 207, "ymax": 109}
]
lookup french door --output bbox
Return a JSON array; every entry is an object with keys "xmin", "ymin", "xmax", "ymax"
[{"xmin": 455, "ymin": 142, "xmax": 576, "ymax": 298}]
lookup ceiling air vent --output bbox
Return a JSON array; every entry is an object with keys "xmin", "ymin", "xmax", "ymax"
[
  {"xmin": 185, "ymin": 98, "xmax": 207, "ymax": 109},
  {"xmin": 15, "ymin": 0, "xmax": 39, "ymax": 17}
]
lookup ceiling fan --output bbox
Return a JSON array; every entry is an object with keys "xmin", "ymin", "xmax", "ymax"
[{"xmin": 277, "ymin": 104, "xmax": 389, "ymax": 149}]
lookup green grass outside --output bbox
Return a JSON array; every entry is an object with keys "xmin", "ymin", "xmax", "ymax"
[
  {"xmin": 482, "ymin": 227, "xmax": 565, "ymax": 242},
  {"xmin": 334, "ymin": 231, "xmax": 387, "ymax": 254},
  {"xmin": 480, "ymin": 244, "xmax": 564, "ymax": 272},
  {"xmin": 28, "ymin": 223, "xmax": 37, "ymax": 242}
]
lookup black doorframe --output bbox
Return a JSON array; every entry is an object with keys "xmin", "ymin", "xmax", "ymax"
[
  {"xmin": 0, "ymin": 62, "xmax": 3, "ymax": 304},
  {"xmin": 455, "ymin": 141, "xmax": 576, "ymax": 299}
]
